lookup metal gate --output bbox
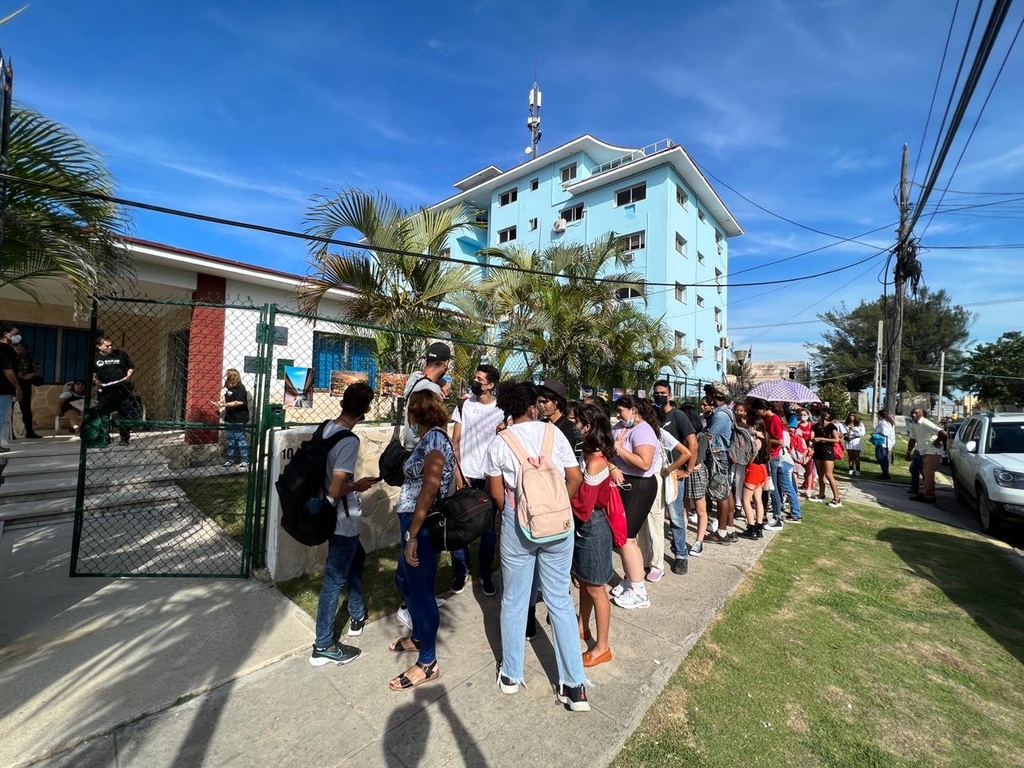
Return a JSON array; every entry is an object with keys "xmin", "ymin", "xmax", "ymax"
[{"xmin": 70, "ymin": 297, "xmax": 275, "ymax": 577}]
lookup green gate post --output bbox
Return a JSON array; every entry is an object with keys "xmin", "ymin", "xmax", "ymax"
[{"xmin": 69, "ymin": 298, "xmax": 100, "ymax": 577}]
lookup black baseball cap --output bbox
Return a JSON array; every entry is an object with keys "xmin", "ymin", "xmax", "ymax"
[{"xmin": 425, "ymin": 342, "xmax": 451, "ymax": 362}]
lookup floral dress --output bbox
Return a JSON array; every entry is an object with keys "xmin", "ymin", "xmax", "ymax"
[{"xmin": 396, "ymin": 427, "xmax": 456, "ymax": 516}]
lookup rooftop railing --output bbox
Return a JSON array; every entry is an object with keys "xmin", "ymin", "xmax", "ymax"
[{"xmin": 587, "ymin": 138, "xmax": 675, "ymax": 178}]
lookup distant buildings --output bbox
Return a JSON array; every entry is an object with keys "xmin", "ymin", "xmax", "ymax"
[{"xmin": 432, "ymin": 134, "xmax": 743, "ymax": 386}]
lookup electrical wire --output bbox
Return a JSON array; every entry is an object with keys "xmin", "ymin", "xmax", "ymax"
[
  {"xmin": 912, "ymin": 0, "xmax": 962, "ymax": 186},
  {"xmin": 0, "ymin": 171, "xmax": 890, "ymax": 291}
]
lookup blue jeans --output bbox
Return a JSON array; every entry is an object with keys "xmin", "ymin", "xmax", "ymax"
[
  {"xmin": 314, "ymin": 534, "xmax": 366, "ymax": 649},
  {"xmin": 875, "ymin": 446, "xmax": 890, "ymax": 475},
  {"xmin": 909, "ymin": 451, "xmax": 922, "ymax": 493},
  {"xmin": 451, "ymin": 477, "xmax": 497, "ymax": 579},
  {"xmin": 666, "ymin": 478, "xmax": 688, "ymax": 559},
  {"xmin": 226, "ymin": 424, "xmax": 248, "ymax": 463},
  {"xmin": 396, "ymin": 512, "xmax": 440, "ymax": 665},
  {"xmin": 774, "ymin": 461, "xmax": 802, "ymax": 520},
  {"xmin": 0, "ymin": 394, "xmax": 12, "ymax": 448},
  {"xmin": 498, "ymin": 504, "xmax": 585, "ymax": 687}
]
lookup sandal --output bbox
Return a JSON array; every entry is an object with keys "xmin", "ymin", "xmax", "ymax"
[
  {"xmin": 389, "ymin": 660, "xmax": 440, "ymax": 690},
  {"xmin": 388, "ymin": 636, "xmax": 421, "ymax": 654}
]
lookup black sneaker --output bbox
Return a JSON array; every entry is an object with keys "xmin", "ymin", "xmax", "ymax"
[
  {"xmin": 347, "ymin": 615, "xmax": 366, "ymax": 637},
  {"xmin": 481, "ymin": 574, "xmax": 496, "ymax": 596},
  {"xmin": 451, "ymin": 573, "xmax": 467, "ymax": 594},
  {"xmin": 740, "ymin": 525, "xmax": 759, "ymax": 540},
  {"xmin": 671, "ymin": 558, "xmax": 688, "ymax": 575},
  {"xmin": 708, "ymin": 530, "xmax": 732, "ymax": 546},
  {"xmin": 557, "ymin": 683, "xmax": 591, "ymax": 712},
  {"xmin": 525, "ymin": 606, "xmax": 537, "ymax": 640},
  {"xmin": 309, "ymin": 642, "xmax": 361, "ymax": 667}
]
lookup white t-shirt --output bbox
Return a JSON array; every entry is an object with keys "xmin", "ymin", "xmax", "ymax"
[
  {"xmin": 484, "ymin": 421, "xmax": 578, "ymax": 488},
  {"xmin": 452, "ymin": 396, "xmax": 506, "ymax": 479},
  {"xmin": 322, "ymin": 421, "xmax": 363, "ymax": 538},
  {"xmin": 657, "ymin": 430, "xmax": 680, "ymax": 471}
]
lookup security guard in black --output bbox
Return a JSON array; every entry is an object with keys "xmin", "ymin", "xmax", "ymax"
[{"xmin": 93, "ymin": 338, "xmax": 142, "ymax": 445}]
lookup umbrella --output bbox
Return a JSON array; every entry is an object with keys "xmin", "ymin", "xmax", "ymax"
[{"xmin": 746, "ymin": 379, "xmax": 820, "ymax": 403}]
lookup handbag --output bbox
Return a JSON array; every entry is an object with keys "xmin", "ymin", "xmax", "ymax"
[
  {"xmin": 606, "ymin": 483, "xmax": 629, "ymax": 548},
  {"xmin": 661, "ymin": 445, "xmax": 678, "ymax": 505},
  {"xmin": 869, "ymin": 432, "xmax": 887, "ymax": 447},
  {"xmin": 423, "ymin": 432, "xmax": 494, "ymax": 552},
  {"xmin": 378, "ymin": 397, "xmax": 410, "ymax": 486},
  {"xmin": 833, "ymin": 441, "xmax": 845, "ymax": 460}
]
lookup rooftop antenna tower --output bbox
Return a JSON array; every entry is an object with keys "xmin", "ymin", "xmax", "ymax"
[{"xmin": 525, "ymin": 75, "xmax": 542, "ymax": 157}]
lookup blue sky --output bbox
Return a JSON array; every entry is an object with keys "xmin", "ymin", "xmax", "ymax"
[{"xmin": 4, "ymin": 0, "xmax": 1023, "ymax": 365}]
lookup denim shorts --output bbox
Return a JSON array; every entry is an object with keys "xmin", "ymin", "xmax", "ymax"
[{"xmin": 572, "ymin": 507, "xmax": 614, "ymax": 585}]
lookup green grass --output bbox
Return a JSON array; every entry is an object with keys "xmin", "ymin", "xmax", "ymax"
[
  {"xmin": 176, "ymin": 476, "xmax": 248, "ymax": 543},
  {"xmin": 277, "ymin": 543, "xmax": 477, "ymax": 631},
  {"xmin": 832, "ymin": 427, "xmax": 915, "ymax": 484},
  {"xmin": 612, "ymin": 500, "xmax": 1024, "ymax": 768}
]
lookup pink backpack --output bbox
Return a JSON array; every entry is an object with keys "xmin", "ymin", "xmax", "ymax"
[{"xmin": 499, "ymin": 424, "xmax": 573, "ymax": 543}]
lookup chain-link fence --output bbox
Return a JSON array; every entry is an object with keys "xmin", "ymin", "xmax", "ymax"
[{"xmin": 71, "ymin": 296, "xmax": 715, "ymax": 578}]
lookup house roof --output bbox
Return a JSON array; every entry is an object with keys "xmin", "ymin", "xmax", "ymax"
[{"xmin": 431, "ymin": 134, "xmax": 743, "ymax": 237}]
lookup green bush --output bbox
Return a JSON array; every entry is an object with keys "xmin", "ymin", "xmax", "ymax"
[{"xmin": 816, "ymin": 381, "xmax": 856, "ymax": 419}]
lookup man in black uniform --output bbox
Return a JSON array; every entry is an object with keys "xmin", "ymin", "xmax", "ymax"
[{"xmin": 93, "ymin": 336, "xmax": 142, "ymax": 445}]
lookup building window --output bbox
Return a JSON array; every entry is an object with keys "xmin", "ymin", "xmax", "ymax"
[
  {"xmin": 696, "ymin": 294, "xmax": 705, "ymax": 308},
  {"xmin": 499, "ymin": 188, "xmax": 518, "ymax": 206},
  {"xmin": 676, "ymin": 185, "xmax": 689, "ymax": 208},
  {"xmin": 698, "ymin": 209, "xmax": 707, "ymax": 223},
  {"xmin": 695, "ymin": 339, "xmax": 704, "ymax": 359},
  {"xmin": 697, "ymin": 251, "xmax": 706, "ymax": 265},
  {"xmin": 616, "ymin": 286, "xmax": 643, "ymax": 301},
  {"xmin": 714, "ymin": 345, "xmax": 722, "ymax": 363},
  {"xmin": 716, "ymin": 228, "xmax": 724, "ymax": 254},
  {"xmin": 714, "ymin": 306, "xmax": 722, "ymax": 324},
  {"xmin": 438, "ymin": 247, "xmax": 451, "ymax": 259},
  {"xmin": 618, "ymin": 230, "xmax": 646, "ymax": 252},
  {"xmin": 715, "ymin": 267, "xmax": 723, "ymax": 294},
  {"xmin": 528, "ymin": 218, "xmax": 538, "ymax": 231},
  {"xmin": 312, "ymin": 332, "xmax": 377, "ymax": 390},
  {"xmin": 615, "ymin": 182, "xmax": 647, "ymax": 207},
  {"xmin": 674, "ymin": 283, "xmax": 687, "ymax": 303},
  {"xmin": 674, "ymin": 331, "xmax": 686, "ymax": 350},
  {"xmin": 560, "ymin": 203, "xmax": 584, "ymax": 223},
  {"xmin": 530, "ymin": 178, "xmax": 539, "ymax": 191},
  {"xmin": 675, "ymin": 233, "xmax": 687, "ymax": 256},
  {"xmin": 17, "ymin": 323, "xmax": 92, "ymax": 384},
  {"xmin": 498, "ymin": 226, "xmax": 517, "ymax": 244},
  {"xmin": 560, "ymin": 163, "xmax": 577, "ymax": 183}
]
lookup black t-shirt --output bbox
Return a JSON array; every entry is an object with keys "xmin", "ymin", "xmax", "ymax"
[
  {"xmin": 0, "ymin": 344, "xmax": 16, "ymax": 396},
  {"xmin": 661, "ymin": 406, "xmax": 696, "ymax": 443},
  {"xmin": 553, "ymin": 414, "xmax": 582, "ymax": 459},
  {"xmin": 224, "ymin": 384, "xmax": 250, "ymax": 424},
  {"xmin": 94, "ymin": 349, "xmax": 134, "ymax": 385},
  {"xmin": 812, "ymin": 422, "xmax": 839, "ymax": 460}
]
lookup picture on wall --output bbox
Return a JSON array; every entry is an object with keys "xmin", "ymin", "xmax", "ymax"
[
  {"xmin": 330, "ymin": 370, "xmax": 370, "ymax": 398},
  {"xmin": 380, "ymin": 372, "xmax": 409, "ymax": 398},
  {"xmin": 580, "ymin": 385, "xmax": 594, "ymax": 399},
  {"xmin": 284, "ymin": 366, "xmax": 314, "ymax": 408}
]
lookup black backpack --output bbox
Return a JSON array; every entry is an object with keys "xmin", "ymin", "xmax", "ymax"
[{"xmin": 276, "ymin": 421, "xmax": 356, "ymax": 546}]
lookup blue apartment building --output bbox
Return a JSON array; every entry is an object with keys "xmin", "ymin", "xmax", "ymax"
[{"xmin": 432, "ymin": 135, "xmax": 743, "ymax": 387}]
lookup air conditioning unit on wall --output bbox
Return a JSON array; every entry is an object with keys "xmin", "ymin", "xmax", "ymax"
[{"xmin": 552, "ymin": 219, "xmax": 567, "ymax": 233}]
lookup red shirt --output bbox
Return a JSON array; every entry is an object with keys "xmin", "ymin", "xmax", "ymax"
[{"xmin": 766, "ymin": 413, "xmax": 785, "ymax": 459}]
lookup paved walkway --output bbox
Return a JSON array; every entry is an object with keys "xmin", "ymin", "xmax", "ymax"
[{"xmin": 4, "ymin": 470, "xmax": 1013, "ymax": 768}]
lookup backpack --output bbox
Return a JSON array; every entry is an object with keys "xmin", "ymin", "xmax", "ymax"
[
  {"xmin": 707, "ymin": 452, "xmax": 731, "ymax": 501},
  {"xmin": 276, "ymin": 421, "xmax": 356, "ymax": 546},
  {"xmin": 499, "ymin": 424, "xmax": 573, "ymax": 543},
  {"xmin": 379, "ymin": 395, "xmax": 411, "ymax": 486},
  {"xmin": 728, "ymin": 425, "xmax": 757, "ymax": 465}
]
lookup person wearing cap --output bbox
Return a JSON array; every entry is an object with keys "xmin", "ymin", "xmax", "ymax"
[
  {"xmin": 537, "ymin": 380, "xmax": 581, "ymax": 459},
  {"xmin": 703, "ymin": 383, "xmax": 738, "ymax": 548},
  {"xmin": 401, "ymin": 342, "xmax": 451, "ymax": 449}
]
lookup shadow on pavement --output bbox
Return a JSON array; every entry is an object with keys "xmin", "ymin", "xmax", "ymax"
[
  {"xmin": 382, "ymin": 685, "xmax": 489, "ymax": 767},
  {"xmin": 877, "ymin": 526, "xmax": 1024, "ymax": 666}
]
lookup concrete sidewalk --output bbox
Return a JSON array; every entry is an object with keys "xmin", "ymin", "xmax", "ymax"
[{"xmin": 2, "ymin": 515, "xmax": 778, "ymax": 768}]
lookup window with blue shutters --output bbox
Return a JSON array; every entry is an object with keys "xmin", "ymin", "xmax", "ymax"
[
  {"xmin": 311, "ymin": 332, "xmax": 377, "ymax": 389},
  {"xmin": 14, "ymin": 324, "xmax": 93, "ymax": 383}
]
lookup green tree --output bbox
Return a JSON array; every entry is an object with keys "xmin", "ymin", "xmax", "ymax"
[
  {"xmin": 479, "ymin": 233, "xmax": 687, "ymax": 391},
  {"xmin": 300, "ymin": 188, "xmax": 481, "ymax": 373},
  {"xmin": 816, "ymin": 381, "xmax": 856, "ymax": 421},
  {"xmin": 1, "ymin": 107, "xmax": 132, "ymax": 305},
  {"xmin": 960, "ymin": 332, "xmax": 1024, "ymax": 406},
  {"xmin": 808, "ymin": 287, "xmax": 972, "ymax": 394}
]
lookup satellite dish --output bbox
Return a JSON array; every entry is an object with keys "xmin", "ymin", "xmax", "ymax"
[{"xmin": 525, "ymin": 147, "xmax": 533, "ymax": 155}]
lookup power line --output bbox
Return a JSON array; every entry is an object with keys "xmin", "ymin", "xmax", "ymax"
[
  {"xmin": 0, "ymin": 171, "xmax": 889, "ymax": 291},
  {"xmin": 912, "ymin": 0, "xmax": 963, "ymax": 186}
]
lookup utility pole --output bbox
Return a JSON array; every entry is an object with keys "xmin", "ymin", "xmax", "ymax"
[
  {"xmin": 937, "ymin": 350, "xmax": 946, "ymax": 421},
  {"xmin": 885, "ymin": 144, "xmax": 911, "ymax": 415},
  {"xmin": 872, "ymin": 319, "xmax": 884, "ymax": 414}
]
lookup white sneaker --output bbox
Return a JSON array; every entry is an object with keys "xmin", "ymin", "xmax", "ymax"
[
  {"xmin": 688, "ymin": 513, "xmax": 698, "ymax": 525},
  {"xmin": 612, "ymin": 586, "xmax": 651, "ymax": 610},
  {"xmin": 238, "ymin": 462, "xmax": 249, "ymax": 470},
  {"xmin": 397, "ymin": 606, "xmax": 412, "ymax": 629},
  {"xmin": 222, "ymin": 461, "xmax": 233, "ymax": 468},
  {"xmin": 848, "ymin": 469, "xmax": 855, "ymax": 476},
  {"xmin": 828, "ymin": 499, "xmax": 843, "ymax": 508},
  {"xmin": 709, "ymin": 518, "xmax": 720, "ymax": 534},
  {"xmin": 610, "ymin": 580, "xmax": 629, "ymax": 597}
]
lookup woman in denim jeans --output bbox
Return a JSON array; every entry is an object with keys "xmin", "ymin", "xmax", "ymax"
[
  {"xmin": 485, "ymin": 383, "xmax": 589, "ymax": 711},
  {"xmin": 388, "ymin": 391, "xmax": 455, "ymax": 690}
]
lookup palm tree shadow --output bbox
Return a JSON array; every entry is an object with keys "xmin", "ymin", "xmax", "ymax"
[{"xmin": 876, "ymin": 527, "xmax": 1024, "ymax": 665}]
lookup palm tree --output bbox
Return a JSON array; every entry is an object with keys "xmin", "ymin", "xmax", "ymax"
[
  {"xmin": 0, "ymin": 107, "xmax": 132, "ymax": 305},
  {"xmin": 300, "ymin": 188, "xmax": 482, "ymax": 373}
]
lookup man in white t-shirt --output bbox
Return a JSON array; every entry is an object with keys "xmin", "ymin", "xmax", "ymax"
[
  {"xmin": 906, "ymin": 407, "xmax": 946, "ymax": 504},
  {"xmin": 450, "ymin": 364, "xmax": 505, "ymax": 596},
  {"xmin": 310, "ymin": 382, "xmax": 381, "ymax": 668}
]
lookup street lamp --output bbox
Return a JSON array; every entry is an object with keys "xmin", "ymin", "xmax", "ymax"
[{"xmin": 733, "ymin": 348, "xmax": 749, "ymax": 392}]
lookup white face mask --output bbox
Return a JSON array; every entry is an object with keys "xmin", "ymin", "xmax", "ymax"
[{"xmin": 8, "ymin": 334, "xmax": 21, "ymax": 344}]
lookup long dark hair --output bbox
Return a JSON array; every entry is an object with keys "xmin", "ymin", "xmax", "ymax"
[
  {"xmin": 680, "ymin": 403, "xmax": 703, "ymax": 433},
  {"xmin": 576, "ymin": 404, "xmax": 615, "ymax": 460},
  {"xmin": 614, "ymin": 395, "xmax": 661, "ymax": 438},
  {"xmin": 876, "ymin": 409, "xmax": 895, "ymax": 426},
  {"xmin": 747, "ymin": 415, "xmax": 770, "ymax": 463}
]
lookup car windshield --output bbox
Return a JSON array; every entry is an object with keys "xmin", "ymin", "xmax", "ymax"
[{"xmin": 987, "ymin": 422, "xmax": 1024, "ymax": 454}]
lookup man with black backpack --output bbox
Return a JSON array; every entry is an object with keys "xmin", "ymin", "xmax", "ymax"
[{"xmin": 310, "ymin": 382, "xmax": 380, "ymax": 667}]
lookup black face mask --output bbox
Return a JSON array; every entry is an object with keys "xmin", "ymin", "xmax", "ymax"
[
  {"xmin": 469, "ymin": 381, "xmax": 485, "ymax": 397},
  {"xmin": 653, "ymin": 394, "xmax": 669, "ymax": 408}
]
